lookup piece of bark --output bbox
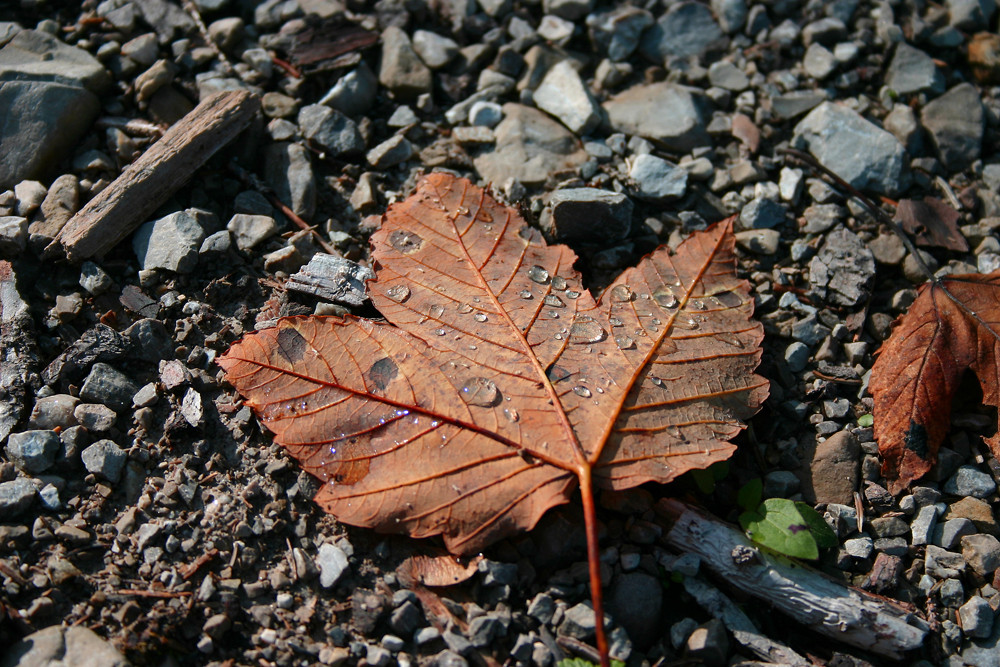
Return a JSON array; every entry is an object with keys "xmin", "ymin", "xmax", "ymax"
[
  {"xmin": 681, "ymin": 576, "xmax": 811, "ymax": 667},
  {"xmin": 285, "ymin": 253, "xmax": 374, "ymax": 307},
  {"xmin": 50, "ymin": 90, "xmax": 260, "ymax": 262},
  {"xmin": 0, "ymin": 261, "xmax": 39, "ymax": 442},
  {"xmin": 656, "ymin": 499, "xmax": 929, "ymax": 660}
]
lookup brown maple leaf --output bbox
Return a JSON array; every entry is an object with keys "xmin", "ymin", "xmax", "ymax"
[
  {"xmin": 219, "ymin": 174, "xmax": 768, "ymax": 662},
  {"xmin": 871, "ymin": 273, "xmax": 1000, "ymax": 494}
]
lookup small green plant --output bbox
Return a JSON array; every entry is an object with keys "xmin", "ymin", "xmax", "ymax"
[
  {"xmin": 689, "ymin": 460, "xmax": 730, "ymax": 495},
  {"xmin": 558, "ymin": 658, "xmax": 626, "ymax": 667},
  {"xmin": 736, "ymin": 479, "xmax": 838, "ymax": 559},
  {"xmin": 858, "ymin": 413, "xmax": 874, "ymax": 427}
]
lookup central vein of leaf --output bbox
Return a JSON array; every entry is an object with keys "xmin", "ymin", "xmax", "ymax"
[{"xmin": 448, "ymin": 181, "xmax": 589, "ymax": 474}]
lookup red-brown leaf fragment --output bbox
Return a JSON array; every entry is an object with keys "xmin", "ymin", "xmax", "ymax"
[
  {"xmin": 894, "ymin": 197, "xmax": 969, "ymax": 252},
  {"xmin": 871, "ymin": 273, "xmax": 1000, "ymax": 494}
]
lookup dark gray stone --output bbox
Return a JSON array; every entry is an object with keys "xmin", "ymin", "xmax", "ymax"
[
  {"xmin": 389, "ymin": 600, "xmax": 424, "ymax": 636},
  {"xmin": 607, "ymin": 572, "xmax": 662, "ymax": 648},
  {"xmin": 629, "ymin": 154, "xmax": 687, "ymax": 200},
  {"xmin": 559, "ymin": 602, "xmax": 597, "ymax": 640},
  {"xmin": 474, "ymin": 104, "xmax": 586, "ymax": 186},
  {"xmin": 944, "ymin": 465, "xmax": 997, "ymax": 499},
  {"xmin": 885, "ymin": 43, "xmax": 945, "ymax": 95},
  {"xmin": 319, "ymin": 63, "xmax": 377, "ymax": 117},
  {"xmin": 1, "ymin": 624, "xmax": 128, "ymax": 667},
  {"xmin": 5, "ymin": 430, "xmax": 60, "ymax": 473},
  {"xmin": 298, "ymin": 104, "xmax": 364, "ymax": 156},
  {"xmin": 468, "ymin": 614, "xmax": 506, "ymax": 648},
  {"xmin": 0, "ymin": 477, "xmax": 35, "ymax": 517},
  {"xmin": 809, "ymin": 226, "xmax": 875, "ymax": 307},
  {"xmin": 548, "ymin": 188, "xmax": 632, "ymax": 242},
  {"xmin": 604, "ymin": 83, "xmax": 710, "ymax": 153},
  {"xmin": 639, "ymin": 2, "xmax": 724, "ymax": 61},
  {"xmin": 124, "ymin": 319, "xmax": 173, "ymax": 363},
  {"xmin": 959, "ymin": 596, "xmax": 995, "ymax": 639},
  {"xmin": 793, "ymin": 102, "xmax": 909, "ymax": 196},
  {"xmin": 81, "ymin": 439, "xmax": 126, "ymax": 482},
  {"xmin": 80, "ymin": 362, "xmax": 139, "ymax": 411},
  {"xmin": 132, "ymin": 210, "xmax": 205, "ymax": 273},
  {"xmin": 739, "ymin": 198, "xmax": 786, "ymax": 229},
  {"xmin": 586, "ymin": 6, "xmax": 653, "ymax": 62},
  {"xmin": 263, "ymin": 142, "xmax": 316, "ymax": 220},
  {"xmin": 921, "ymin": 83, "xmax": 983, "ymax": 172}
]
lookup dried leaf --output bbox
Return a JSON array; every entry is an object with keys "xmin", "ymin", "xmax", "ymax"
[
  {"xmin": 871, "ymin": 273, "xmax": 1000, "ymax": 493},
  {"xmin": 396, "ymin": 552, "xmax": 483, "ymax": 587},
  {"xmin": 219, "ymin": 174, "xmax": 767, "ymax": 662},
  {"xmin": 893, "ymin": 197, "xmax": 969, "ymax": 252}
]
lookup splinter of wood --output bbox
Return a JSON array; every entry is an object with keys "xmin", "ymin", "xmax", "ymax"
[
  {"xmin": 657, "ymin": 499, "xmax": 929, "ymax": 659},
  {"xmin": 49, "ymin": 90, "xmax": 260, "ymax": 262}
]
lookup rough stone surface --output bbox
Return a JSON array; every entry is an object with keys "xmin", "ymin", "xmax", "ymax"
[
  {"xmin": 793, "ymin": 101, "xmax": 910, "ymax": 196},
  {"xmin": 604, "ymin": 83, "xmax": 710, "ymax": 153},
  {"xmin": 639, "ymin": 2, "xmax": 724, "ymax": 61},
  {"xmin": 379, "ymin": 26, "xmax": 432, "ymax": 101},
  {"xmin": 1, "ymin": 625, "xmax": 128, "ymax": 667},
  {"xmin": 809, "ymin": 226, "xmax": 876, "ymax": 307},
  {"xmin": 548, "ymin": 188, "xmax": 632, "ymax": 242},
  {"xmin": 227, "ymin": 214, "xmax": 279, "ymax": 251},
  {"xmin": 533, "ymin": 61, "xmax": 601, "ymax": 135},
  {"xmin": 885, "ymin": 43, "xmax": 945, "ymax": 95},
  {"xmin": 629, "ymin": 154, "xmax": 688, "ymax": 200},
  {"xmin": 80, "ymin": 363, "xmax": 139, "ymax": 411},
  {"xmin": 318, "ymin": 543, "xmax": 350, "ymax": 588},
  {"xmin": 921, "ymin": 82, "xmax": 984, "ymax": 171},
  {"xmin": 804, "ymin": 431, "xmax": 860, "ymax": 505},
  {"xmin": 133, "ymin": 210, "xmax": 206, "ymax": 273},
  {"xmin": 298, "ymin": 104, "xmax": 364, "ymax": 156},
  {"xmin": 474, "ymin": 104, "xmax": 586, "ymax": 186},
  {"xmin": 5, "ymin": 430, "xmax": 60, "ymax": 473},
  {"xmin": 263, "ymin": 142, "xmax": 316, "ymax": 220},
  {"xmin": 0, "ymin": 477, "xmax": 36, "ymax": 518},
  {"xmin": 81, "ymin": 439, "xmax": 127, "ymax": 483}
]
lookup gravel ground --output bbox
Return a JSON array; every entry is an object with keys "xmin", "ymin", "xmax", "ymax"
[{"xmin": 2, "ymin": 0, "xmax": 1000, "ymax": 665}]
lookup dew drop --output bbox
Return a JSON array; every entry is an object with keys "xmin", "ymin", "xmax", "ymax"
[
  {"xmin": 672, "ymin": 317, "xmax": 699, "ymax": 330},
  {"xmin": 429, "ymin": 304, "xmax": 445, "ymax": 319},
  {"xmin": 544, "ymin": 295, "xmax": 565, "ymax": 308},
  {"xmin": 660, "ymin": 338, "xmax": 678, "ymax": 353},
  {"xmin": 434, "ymin": 328, "xmax": 446, "ymax": 336},
  {"xmin": 569, "ymin": 316, "xmax": 607, "ymax": 344},
  {"xmin": 519, "ymin": 290, "xmax": 533, "ymax": 300},
  {"xmin": 665, "ymin": 425, "xmax": 682, "ymax": 437},
  {"xmin": 551, "ymin": 276, "xmax": 567, "ymax": 290},
  {"xmin": 651, "ymin": 376, "xmax": 663, "ymax": 386},
  {"xmin": 609, "ymin": 316, "xmax": 623, "ymax": 327},
  {"xmin": 388, "ymin": 230, "xmax": 424, "ymax": 254},
  {"xmin": 610, "ymin": 284, "xmax": 633, "ymax": 302},
  {"xmin": 528, "ymin": 265, "xmax": 550, "ymax": 284},
  {"xmin": 615, "ymin": 334, "xmax": 635, "ymax": 349},
  {"xmin": 573, "ymin": 386, "xmax": 592, "ymax": 398},
  {"xmin": 690, "ymin": 299, "xmax": 707, "ymax": 310},
  {"xmin": 503, "ymin": 407, "xmax": 519, "ymax": 423},
  {"xmin": 473, "ymin": 312, "xmax": 488, "ymax": 322},
  {"xmin": 457, "ymin": 303, "xmax": 473, "ymax": 314},
  {"xmin": 479, "ymin": 211, "xmax": 493, "ymax": 223},
  {"xmin": 547, "ymin": 310, "xmax": 560, "ymax": 318},
  {"xmin": 653, "ymin": 286, "xmax": 678, "ymax": 308},
  {"xmin": 554, "ymin": 333, "xmax": 564, "ymax": 340},
  {"xmin": 457, "ymin": 206, "xmax": 470, "ymax": 215},
  {"xmin": 460, "ymin": 377, "xmax": 500, "ymax": 407},
  {"xmin": 384, "ymin": 284, "xmax": 410, "ymax": 303},
  {"xmin": 651, "ymin": 318, "xmax": 661, "ymax": 326},
  {"xmin": 716, "ymin": 332, "xmax": 744, "ymax": 348},
  {"xmin": 713, "ymin": 290, "xmax": 743, "ymax": 307},
  {"xmin": 565, "ymin": 290, "xmax": 580, "ymax": 300}
]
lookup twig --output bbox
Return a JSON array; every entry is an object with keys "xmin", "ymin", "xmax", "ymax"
[
  {"xmin": 50, "ymin": 91, "xmax": 260, "ymax": 262},
  {"xmin": 112, "ymin": 589, "xmax": 192, "ymax": 599},
  {"xmin": 179, "ymin": 549, "xmax": 218, "ymax": 580},
  {"xmin": 556, "ymin": 635, "xmax": 603, "ymax": 664},
  {"xmin": 180, "ymin": 0, "xmax": 244, "ymax": 82},
  {"xmin": 657, "ymin": 499, "xmax": 928, "ymax": 659},
  {"xmin": 95, "ymin": 116, "xmax": 166, "ymax": 137}
]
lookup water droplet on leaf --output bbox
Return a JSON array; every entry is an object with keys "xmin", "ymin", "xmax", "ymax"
[
  {"xmin": 457, "ymin": 303, "xmax": 473, "ymax": 314},
  {"xmin": 528, "ymin": 265, "xmax": 550, "ymax": 284},
  {"xmin": 615, "ymin": 335, "xmax": 635, "ymax": 349},
  {"xmin": 503, "ymin": 407, "xmax": 519, "ymax": 423},
  {"xmin": 460, "ymin": 377, "xmax": 500, "ymax": 407},
  {"xmin": 544, "ymin": 295, "xmax": 565, "ymax": 308},
  {"xmin": 429, "ymin": 304, "xmax": 445, "ymax": 319},
  {"xmin": 473, "ymin": 312, "xmax": 488, "ymax": 322},
  {"xmin": 716, "ymin": 332, "xmax": 744, "ymax": 348},
  {"xmin": 565, "ymin": 290, "xmax": 580, "ymax": 299},
  {"xmin": 385, "ymin": 284, "xmax": 411, "ymax": 303},
  {"xmin": 388, "ymin": 230, "xmax": 424, "ymax": 254},
  {"xmin": 610, "ymin": 284, "xmax": 633, "ymax": 302},
  {"xmin": 653, "ymin": 286, "xmax": 678, "ymax": 308},
  {"xmin": 609, "ymin": 316, "xmax": 623, "ymax": 327},
  {"xmin": 569, "ymin": 316, "xmax": 607, "ymax": 344},
  {"xmin": 573, "ymin": 386, "xmax": 592, "ymax": 398},
  {"xmin": 519, "ymin": 290, "xmax": 533, "ymax": 299}
]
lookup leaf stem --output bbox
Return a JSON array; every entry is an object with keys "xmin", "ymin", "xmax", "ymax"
[{"xmin": 577, "ymin": 464, "xmax": 610, "ymax": 667}]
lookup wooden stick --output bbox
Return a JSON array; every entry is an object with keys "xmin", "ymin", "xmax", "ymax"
[
  {"xmin": 49, "ymin": 90, "xmax": 260, "ymax": 262},
  {"xmin": 656, "ymin": 499, "xmax": 929, "ymax": 660}
]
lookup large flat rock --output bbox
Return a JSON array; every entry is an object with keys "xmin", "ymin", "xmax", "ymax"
[{"xmin": 603, "ymin": 82, "xmax": 710, "ymax": 153}]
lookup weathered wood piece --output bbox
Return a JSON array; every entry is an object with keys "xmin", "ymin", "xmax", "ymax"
[
  {"xmin": 657, "ymin": 499, "xmax": 929, "ymax": 660},
  {"xmin": 0, "ymin": 261, "xmax": 39, "ymax": 443},
  {"xmin": 285, "ymin": 253, "xmax": 374, "ymax": 307},
  {"xmin": 681, "ymin": 576, "xmax": 811, "ymax": 667},
  {"xmin": 50, "ymin": 90, "xmax": 260, "ymax": 262}
]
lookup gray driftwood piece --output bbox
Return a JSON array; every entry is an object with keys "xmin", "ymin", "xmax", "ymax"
[
  {"xmin": 50, "ymin": 90, "xmax": 260, "ymax": 262},
  {"xmin": 1, "ymin": 261, "xmax": 39, "ymax": 443},
  {"xmin": 657, "ymin": 498, "xmax": 929, "ymax": 660},
  {"xmin": 286, "ymin": 253, "xmax": 375, "ymax": 307}
]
